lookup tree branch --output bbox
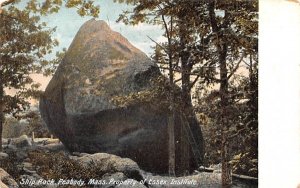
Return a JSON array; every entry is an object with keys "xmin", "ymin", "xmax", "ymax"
[
  {"xmin": 227, "ymin": 53, "xmax": 246, "ymax": 80},
  {"xmin": 189, "ymin": 75, "xmax": 200, "ymax": 90},
  {"xmin": 242, "ymin": 59, "xmax": 250, "ymax": 67},
  {"xmin": 147, "ymin": 35, "xmax": 168, "ymax": 54},
  {"xmin": 228, "ymin": 127, "xmax": 247, "ymax": 140},
  {"xmin": 174, "ymin": 77, "xmax": 182, "ymax": 83},
  {"xmin": 1, "ymin": 0, "xmax": 15, "ymax": 7}
]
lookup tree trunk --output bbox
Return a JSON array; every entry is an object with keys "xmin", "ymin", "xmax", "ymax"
[
  {"xmin": 168, "ymin": 113, "xmax": 176, "ymax": 176},
  {"xmin": 0, "ymin": 82, "xmax": 4, "ymax": 152},
  {"xmin": 168, "ymin": 46, "xmax": 176, "ymax": 175},
  {"xmin": 219, "ymin": 44, "xmax": 232, "ymax": 186},
  {"xmin": 178, "ymin": 22, "xmax": 192, "ymax": 174},
  {"xmin": 168, "ymin": 54, "xmax": 176, "ymax": 176},
  {"xmin": 248, "ymin": 54, "xmax": 258, "ymax": 161},
  {"xmin": 177, "ymin": 11, "xmax": 205, "ymax": 174},
  {"xmin": 162, "ymin": 14, "xmax": 176, "ymax": 176},
  {"xmin": 208, "ymin": 2, "xmax": 231, "ymax": 186}
]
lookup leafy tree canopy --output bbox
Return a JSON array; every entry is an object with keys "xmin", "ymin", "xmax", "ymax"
[
  {"xmin": 0, "ymin": 0, "xmax": 99, "ymax": 115},
  {"xmin": 0, "ymin": 0, "xmax": 100, "ymax": 151}
]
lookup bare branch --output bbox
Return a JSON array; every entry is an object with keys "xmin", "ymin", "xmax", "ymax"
[
  {"xmin": 147, "ymin": 35, "xmax": 168, "ymax": 54},
  {"xmin": 161, "ymin": 13, "xmax": 171, "ymax": 55},
  {"xmin": 174, "ymin": 77, "xmax": 182, "ymax": 83},
  {"xmin": 1, "ymin": 0, "xmax": 15, "ymax": 7},
  {"xmin": 242, "ymin": 59, "xmax": 250, "ymax": 67},
  {"xmin": 228, "ymin": 127, "xmax": 247, "ymax": 140},
  {"xmin": 189, "ymin": 75, "xmax": 200, "ymax": 90},
  {"xmin": 227, "ymin": 53, "xmax": 246, "ymax": 80}
]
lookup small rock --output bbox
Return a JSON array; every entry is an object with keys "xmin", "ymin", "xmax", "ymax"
[
  {"xmin": 0, "ymin": 152, "xmax": 9, "ymax": 160},
  {"xmin": 22, "ymin": 162, "xmax": 36, "ymax": 174},
  {"xmin": 23, "ymin": 158, "xmax": 31, "ymax": 162},
  {"xmin": 2, "ymin": 138, "xmax": 8, "ymax": 145},
  {"xmin": 43, "ymin": 143, "xmax": 65, "ymax": 152},
  {"xmin": 10, "ymin": 135, "xmax": 32, "ymax": 148},
  {"xmin": 22, "ymin": 162, "xmax": 33, "ymax": 169},
  {"xmin": 71, "ymin": 152, "xmax": 89, "ymax": 157},
  {"xmin": 7, "ymin": 144, "xmax": 17, "ymax": 151},
  {"xmin": 15, "ymin": 150, "xmax": 28, "ymax": 160}
]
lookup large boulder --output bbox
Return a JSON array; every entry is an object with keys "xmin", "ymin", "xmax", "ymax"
[
  {"xmin": 40, "ymin": 19, "xmax": 203, "ymax": 174},
  {"xmin": 0, "ymin": 168, "xmax": 18, "ymax": 188}
]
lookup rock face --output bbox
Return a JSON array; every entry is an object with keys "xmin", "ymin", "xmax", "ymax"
[
  {"xmin": 0, "ymin": 168, "xmax": 18, "ymax": 188},
  {"xmin": 40, "ymin": 19, "xmax": 203, "ymax": 174}
]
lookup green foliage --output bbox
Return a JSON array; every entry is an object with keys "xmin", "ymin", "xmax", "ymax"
[
  {"xmin": 0, "ymin": 1, "xmax": 100, "ymax": 150},
  {"xmin": 2, "ymin": 116, "xmax": 28, "ymax": 138},
  {"xmin": 0, "ymin": 6, "xmax": 58, "ymax": 115},
  {"xmin": 195, "ymin": 59, "xmax": 258, "ymax": 177},
  {"xmin": 0, "ymin": 0, "xmax": 100, "ymax": 114},
  {"xmin": 23, "ymin": 109, "xmax": 52, "ymax": 138},
  {"xmin": 114, "ymin": 3, "xmax": 258, "ymax": 178},
  {"xmin": 3, "ymin": 0, "xmax": 101, "ymax": 17},
  {"xmin": 230, "ymin": 152, "xmax": 258, "ymax": 177},
  {"xmin": 116, "ymin": 0, "xmax": 258, "ymax": 82},
  {"xmin": 2, "ymin": 108, "xmax": 52, "ymax": 138}
]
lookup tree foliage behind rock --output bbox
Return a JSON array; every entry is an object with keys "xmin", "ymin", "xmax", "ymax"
[
  {"xmin": 2, "ymin": 117, "xmax": 28, "ymax": 138},
  {"xmin": 195, "ymin": 56, "xmax": 258, "ymax": 177},
  {"xmin": 2, "ymin": 108, "xmax": 51, "ymax": 138},
  {"xmin": 114, "ymin": 0, "xmax": 258, "ymax": 180}
]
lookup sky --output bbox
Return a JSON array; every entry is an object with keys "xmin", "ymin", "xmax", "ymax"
[{"xmin": 39, "ymin": 0, "xmax": 165, "ymax": 56}]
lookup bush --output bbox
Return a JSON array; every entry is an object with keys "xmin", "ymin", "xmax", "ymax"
[
  {"xmin": 3, "ymin": 109, "xmax": 52, "ymax": 139},
  {"xmin": 2, "ymin": 117, "xmax": 28, "ymax": 138},
  {"xmin": 24, "ymin": 111, "xmax": 52, "ymax": 138}
]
